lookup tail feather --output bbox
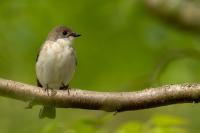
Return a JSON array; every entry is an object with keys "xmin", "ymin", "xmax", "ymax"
[{"xmin": 39, "ymin": 105, "xmax": 56, "ymax": 119}]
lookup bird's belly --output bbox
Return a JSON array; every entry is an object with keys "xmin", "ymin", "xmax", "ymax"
[{"xmin": 36, "ymin": 45, "xmax": 76, "ymax": 89}]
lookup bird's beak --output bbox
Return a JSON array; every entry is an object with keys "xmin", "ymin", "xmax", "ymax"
[{"xmin": 70, "ymin": 32, "xmax": 81, "ymax": 37}]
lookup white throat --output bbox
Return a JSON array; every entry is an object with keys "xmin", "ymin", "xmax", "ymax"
[{"xmin": 56, "ymin": 37, "xmax": 74, "ymax": 46}]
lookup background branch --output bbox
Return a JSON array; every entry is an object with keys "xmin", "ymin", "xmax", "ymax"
[
  {"xmin": 0, "ymin": 78, "xmax": 200, "ymax": 112},
  {"xmin": 145, "ymin": 0, "xmax": 200, "ymax": 31}
]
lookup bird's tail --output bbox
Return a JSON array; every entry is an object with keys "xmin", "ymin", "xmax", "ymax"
[{"xmin": 39, "ymin": 105, "xmax": 56, "ymax": 119}]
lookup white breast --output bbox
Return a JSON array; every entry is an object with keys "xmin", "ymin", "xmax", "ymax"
[{"xmin": 36, "ymin": 38, "xmax": 76, "ymax": 89}]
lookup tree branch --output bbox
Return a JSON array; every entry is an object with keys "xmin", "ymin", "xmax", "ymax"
[
  {"xmin": 0, "ymin": 78, "xmax": 200, "ymax": 112},
  {"xmin": 145, "ymin": 0, "xmax": 200, "ymax": 31}
]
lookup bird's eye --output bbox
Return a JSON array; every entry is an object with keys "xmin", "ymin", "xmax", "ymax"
[{"xmin": 63, "ymin": 31, "xmax": 68, "ymax": 35}]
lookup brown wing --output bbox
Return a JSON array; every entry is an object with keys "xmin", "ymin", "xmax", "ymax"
[
  {"xmin": 36, "ymin": 44, "xmax": 43, "ymax": 87},
  {"xmin": 37, "ymin": 78, "xmax": 42, "ymax": 87},
  {"xmin": 36, "ymin": 52, "xmax": 39, "ymax": 62}
]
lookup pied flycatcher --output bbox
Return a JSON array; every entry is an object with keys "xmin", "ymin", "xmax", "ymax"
[{"xmin": 36, "ymin": 25, "xmax": 81, "ymax": 119}]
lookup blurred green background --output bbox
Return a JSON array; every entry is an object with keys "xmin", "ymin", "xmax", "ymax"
[{"xmin": 1, "ymin": 0, "xmax": 200, "ymax": 133}]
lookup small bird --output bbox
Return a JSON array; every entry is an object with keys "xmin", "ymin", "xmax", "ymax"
[{"xmin": 36, "ymin": 25, "xmax": 81, "ymax": 119}]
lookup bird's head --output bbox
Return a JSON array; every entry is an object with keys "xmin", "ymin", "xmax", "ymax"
[{"xmin": 47, "ymin": 25, "xmax": 81, "ymax": 42}]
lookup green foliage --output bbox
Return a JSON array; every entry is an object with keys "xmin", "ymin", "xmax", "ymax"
[
  {"xmin": 116, "ymin": 121, "xmax": 142, "ymax": 133},
  {"xmin": 115, "ymin": 114, "xmax": 187, "ymax": 133},
  {"xmin": 151, "ymin": 114, "xmax": 187, "ymax": 126},
  {"xmin": 147, "ymin": 114, "xmax": 188, "ymax": 133},
  {"xmin": 41, "ymin": 122, "xmax": 64, "ymax": 133}
]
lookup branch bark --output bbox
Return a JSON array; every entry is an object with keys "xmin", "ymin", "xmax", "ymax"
[{"xmin": 0, "ymin": 78, "xmax": 200, "ymax": 112}]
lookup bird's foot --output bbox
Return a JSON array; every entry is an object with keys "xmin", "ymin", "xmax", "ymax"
[
  {"xmin": 51, "ymin": 90, "xmax": 57, "ymax": 96},
  {"xmin": 60, "ymin": 83, "xmax": 71, "ymax": 95},
  {"xmin": 45, "ymin": 84, "xmax": 51, "ymax": 96},
  {"xmin": 44, "ymin": 84, "xmax": 57, "ymax": 96},
  {"xmin": 60, "ymin": 84, "xmax": 69, "ymax": 90}
]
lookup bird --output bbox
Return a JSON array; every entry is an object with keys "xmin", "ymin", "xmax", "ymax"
[{"xmin": 36, "ymin": 25, "xmax": 81, "ymax": 119}]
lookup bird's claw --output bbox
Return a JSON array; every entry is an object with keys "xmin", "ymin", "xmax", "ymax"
[{"xmin": 60, "ymin": 83, "xmax": 71, "ymax": 95}]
